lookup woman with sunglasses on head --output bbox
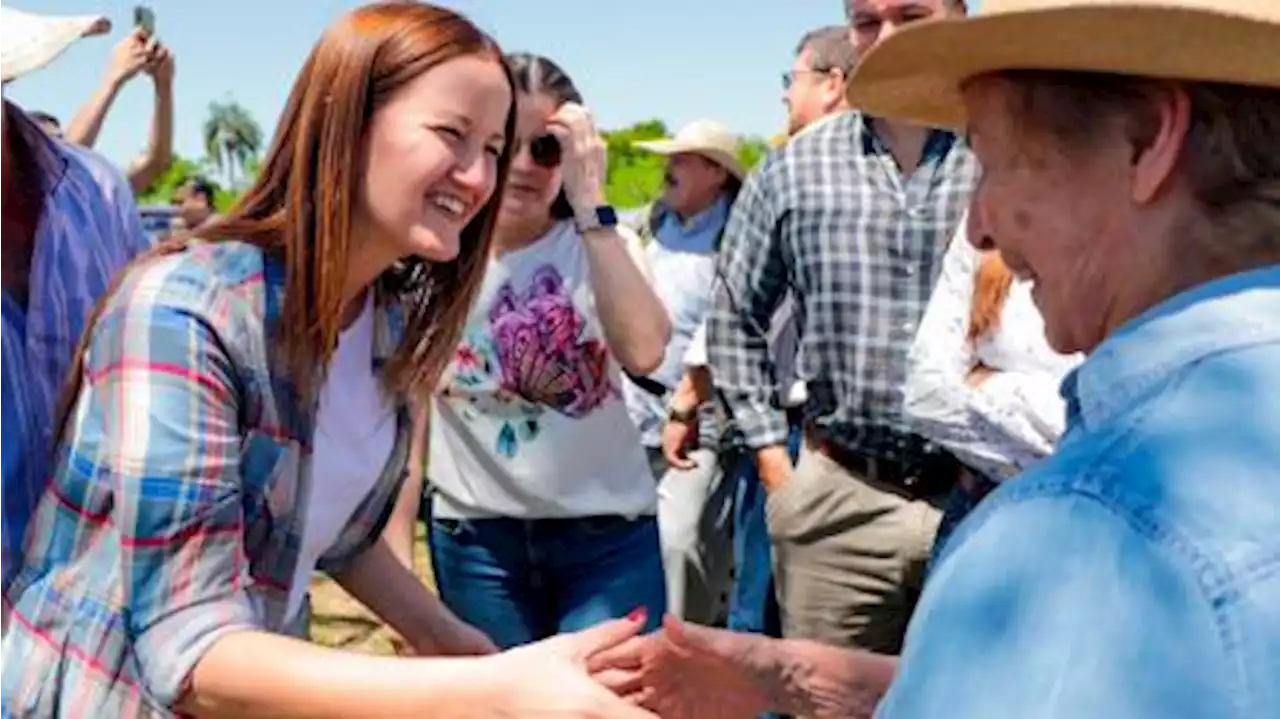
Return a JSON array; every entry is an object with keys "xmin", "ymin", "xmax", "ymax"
[
  {"xmin": 419, "ymin": 52, "xmax": 672, "ymax": 649},
  {"xmin": 1, "ymin": 6, "xmax": 654, "ymax": 718}
]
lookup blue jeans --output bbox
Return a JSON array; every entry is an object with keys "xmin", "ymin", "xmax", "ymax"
[
  {"xmin": 429, "ymin": 512, "xmax": 667, "ymax": 649},
  {"xmin": 727, "ymin": 423, "xmax": 802, "ymax": 637},
  {"xmin": 727, "ymin": 424, "xmax": 801, "ymax": 719}
]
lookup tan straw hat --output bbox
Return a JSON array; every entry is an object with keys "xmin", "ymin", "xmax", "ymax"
[
  {"xmin": 845, "ymin": 0, "xmax": 1280, "ymax": 129},
  {"xmin": 1, "ymin": 7, "xmax": 111, "ymax": 84},
  {"xmin": 634, "ymin": 120, "xmax": 746, "ymax": 180}
]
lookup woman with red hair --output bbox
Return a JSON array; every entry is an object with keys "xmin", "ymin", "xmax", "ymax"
[{"xmin": 1, "ymin": 4, "xmax": 653, "ymax": 717}]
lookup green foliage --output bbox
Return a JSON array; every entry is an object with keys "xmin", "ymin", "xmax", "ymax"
[
  {"xmin": 603, "ymin": 119, "xmax": 669, "ymax": 209},
  {"xmin": 602, "ymin": 119, "xmax": 774, "ymax": 209},
  {"xmin": 137, "ymin": 155, "xmax": 205, "ymax": 206}
]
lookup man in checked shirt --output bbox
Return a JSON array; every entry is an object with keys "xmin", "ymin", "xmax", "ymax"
[{"xmin": 707, "ymin": 0, "xmax": 976, "ymax": 655}]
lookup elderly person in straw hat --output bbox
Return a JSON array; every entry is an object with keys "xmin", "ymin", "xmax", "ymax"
[
  {"xmin": 593, "ymin": 1, "xmax": 1280, "ymax": 717},
  {"xmin": 623, "ymin": 119, "xmax": 746, "ymax": 624},
  {"xmin": 1, "ymin": 7, "xmax": 152, "ymax": 617}
]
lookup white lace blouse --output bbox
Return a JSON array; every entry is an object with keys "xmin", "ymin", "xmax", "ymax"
[{"xmin": 904, "ymin": 222, "xmax": 1083, "ymax": 481}]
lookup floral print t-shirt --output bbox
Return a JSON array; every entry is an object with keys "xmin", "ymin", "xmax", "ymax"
[{"xmin": 429, "ymin": 221, "xmax": 657, "ymax": 519}]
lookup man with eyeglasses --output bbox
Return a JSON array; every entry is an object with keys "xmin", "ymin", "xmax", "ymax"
[
  {"xmin": 701, "ymin": 0, "xmax": 976, "ymax": 659},
  {"xmin": 782, "ymin": 25, "xmax": 857, "ymax": 137}
]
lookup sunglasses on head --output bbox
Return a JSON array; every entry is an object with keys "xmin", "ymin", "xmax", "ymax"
[{"xmin": 528, "ymin": 134, "xmax": 562, "ymax": 168}]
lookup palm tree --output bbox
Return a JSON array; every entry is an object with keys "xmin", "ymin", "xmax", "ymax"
[{"xmin": 203, "ymin": 100, "xmax": 263, "ymax": 189}]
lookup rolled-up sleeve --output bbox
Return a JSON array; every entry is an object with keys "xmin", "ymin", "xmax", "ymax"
[
  {"xmin": 707, "ymin": 160, "xmax": 791, "ymax": 449},
  {"xmin": 86, "ymin": 278, "xmax": 257, "ymax": 705}
]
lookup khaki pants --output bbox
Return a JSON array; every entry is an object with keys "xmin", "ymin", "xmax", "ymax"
[{"xmin": 766, "ymin": 443, "xmax": 945, "ymax": 654}]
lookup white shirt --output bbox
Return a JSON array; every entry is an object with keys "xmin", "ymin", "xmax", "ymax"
[
  {"xmin": 623, "ymin": 198, "xmax": 726, "ymax": 446},
  {"xmin": 285, "ymin": 295, "xmax": 395, "ymax": 621},
  {"xmin": 903, "ymin": 221, "xmax": 1083, "ymax": 481},
  {"xmin": 430, "ymin": 221, "xmax": 657, "ymax": 519}
]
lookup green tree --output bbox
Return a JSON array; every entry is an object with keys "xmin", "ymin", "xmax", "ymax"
[
  {"xmin": 603, "ymin": 119, "xmax": 669, "ymax": 209},
  {"xmin": 204, "ymin": 99, "xmax": 263, "ymax": 189},
  {"xmin": 601, "ymin": 121, "xmax": 776, "ymax": 209},
  {"xmin": 136, "ymin": 154, "xmax": 204, "ymax": 206}
]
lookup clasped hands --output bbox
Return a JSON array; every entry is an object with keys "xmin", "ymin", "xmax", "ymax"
[{"xmin": 488, "ymin": 611, "xmax": 770, "ymax": 719}]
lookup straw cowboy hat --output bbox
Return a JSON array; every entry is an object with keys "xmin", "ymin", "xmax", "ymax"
[
  {"xmin": 1, "ymin": 7, "xmax": 111, "ymax": 84},
  {"xmin": 845, "ymin": 0, "xmax": 1280, "ymax": 129},
  {"xmin": 634, "ymin": 120, "xmax": 746, "ymax": 180}
]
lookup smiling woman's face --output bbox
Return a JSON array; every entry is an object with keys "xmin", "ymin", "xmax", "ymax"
[{"xmin": 358, "ymin": 53, "xmax": 512, "ymax": 265}]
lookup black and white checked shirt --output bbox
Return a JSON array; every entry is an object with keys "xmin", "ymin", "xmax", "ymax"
[{"xmin": 707, "ymin": 111, "xmax": 978, "ymax": 464}]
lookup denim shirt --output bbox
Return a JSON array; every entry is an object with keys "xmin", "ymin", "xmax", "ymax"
[{"xmin": 880, "ymin": 267, "xmax": 1280, "ymax": 718}]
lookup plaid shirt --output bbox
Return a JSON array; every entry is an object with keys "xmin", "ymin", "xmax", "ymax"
[
  {"xmin": 2, "ymin": 242, "xmax": 413, "ymax": 717},
  {"xmin": 707, "ymin": 111, "xmax": 978, "ymax": 464}
]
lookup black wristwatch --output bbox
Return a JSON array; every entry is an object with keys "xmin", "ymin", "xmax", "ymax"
[
  {"xmin": 667, "ymin": 404, "xmax": 699, "ymax": 423},
  {"xmin": 575, "ymin": 205, "xmax": 618, "ymax": 233}
]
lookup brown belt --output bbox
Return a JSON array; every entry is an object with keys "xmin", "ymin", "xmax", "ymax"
[{"xmin": 805, "ymin": 430, "xmax": 958, "ymax": 500}]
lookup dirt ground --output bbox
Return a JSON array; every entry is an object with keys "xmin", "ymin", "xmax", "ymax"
[{"xmin": 308, "ymin": 522, "xmax": 432, "ymax": 655}]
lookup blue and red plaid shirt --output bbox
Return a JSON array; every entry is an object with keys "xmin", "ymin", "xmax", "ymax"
[{"xmin": 2, "ymin": 241, "xmax": 413, "ymax": 717}]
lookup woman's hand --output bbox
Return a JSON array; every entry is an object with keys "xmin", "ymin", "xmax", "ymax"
[
  {"xmin": 547, "ymin": 102, "xmax": 608, "ymax": 216},
  {"xmin": 482, "ymin": 612, "xmax": 657, "ymax": 718}
]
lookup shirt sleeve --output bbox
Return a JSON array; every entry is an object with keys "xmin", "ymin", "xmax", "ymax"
[
  {"xmin": 684, "ymin": 319, "xmax": 709, "ymax": 368},
  {"xmin": 706, "ymin": 160, "xmax": 791, "ymax": 449},
  {"xmin": 104, "ymin": 155, "xmax": 156, "ymax": 256},
  {"xmin": 903, "ymin": 227, "xmax": 1062, "ymax": 479},
  {"xmin": 85, "ymin": 272, "xmax": 257, "ymax": 706},
  {"xmin": 879, "ymin": 493, "xmax": 1233, "ymax": 719}
]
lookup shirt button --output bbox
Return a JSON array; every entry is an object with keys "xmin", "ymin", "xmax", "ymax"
[
  {"xmin": 902, "ymin": 321, "xmax": 916, "ymax": 332},
  {"xmin": 907, "ymin": 206, "xmax": 926, "ymax": 218},
  {"xmin": 903, "ymin": 266, "xmax": 916, "ymax": 277}
]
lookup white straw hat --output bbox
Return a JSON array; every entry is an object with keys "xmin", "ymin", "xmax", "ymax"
[
  {"xmin": 634, "ymin": 120, "xmax": 746, "ymax": 180},
  {"xmin": 2, "ymin": 7, "xmax": 110, "ymax": 84},
  {"xmin": 845, "ymin": 0, "xmax": 1280, "ymax": 129}
]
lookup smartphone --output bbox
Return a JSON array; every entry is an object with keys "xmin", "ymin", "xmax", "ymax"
[{"xmin": 134, "ymin": 5, "xmax": 156, "ymax": 38}]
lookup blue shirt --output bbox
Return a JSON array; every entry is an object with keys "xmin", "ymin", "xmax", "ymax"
[
  {"xmin": 623, "ymin": 195, "xmax": 730, "ymax": 446},
  {"xmin": 881, "ymin": 267, "xmax": 1280, "ymax": 718},
  {"xmin": 1, "ymin": 105, "xmax": 151, "ymax": 594}
]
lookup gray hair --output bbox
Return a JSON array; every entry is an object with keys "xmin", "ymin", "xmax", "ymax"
[
  {"xmin": 1001, "ymin": 70, "xmax": 1280, "ymax": 266},
  {"xmin": 796, "ymin": 26, "xmax": 858, "ymax": 76}
]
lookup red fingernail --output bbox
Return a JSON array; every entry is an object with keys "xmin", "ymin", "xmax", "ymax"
[{"xmin": 627, "ymin": 607, "xmax": 647, "ymax": 622}]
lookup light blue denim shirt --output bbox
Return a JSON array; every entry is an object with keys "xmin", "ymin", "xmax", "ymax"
[{"xmin": 880, "ymin": 266, "xmax": 1280, "ymax": 718}]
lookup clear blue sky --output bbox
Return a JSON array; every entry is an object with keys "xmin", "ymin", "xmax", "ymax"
[{"xmin": 5, "ymin": 0, "xmax": 845, "ymax": 168}]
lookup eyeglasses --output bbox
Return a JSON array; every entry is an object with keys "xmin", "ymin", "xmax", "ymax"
[
  {"xmin": 781, "ymin": 69, "xmax": 830, "ymax": 90},
  {"xmin": 528, "ymin": 134, "xmax": 562, "ymax": 168}
]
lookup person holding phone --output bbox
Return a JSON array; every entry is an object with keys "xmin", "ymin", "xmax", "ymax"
[
  {"xmin": 419, "ymin": 52, "xmax": 672, "ymax": 649},
  {"xmin": 2, "ymin": 6, "xmax": 654, "ymax": 718},
  {"xmin": 63, "ymin": 7, "xmax": 173, "ymax": 194}
]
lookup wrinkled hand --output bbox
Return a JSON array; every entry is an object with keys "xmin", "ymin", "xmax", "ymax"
[
  {"xmin": 661, "ymin": 416, "xmax": 700, "ymax": 470},
  {"xmin": 106, "ymin": 30, "xmax": 152, "ymax": 87},
  {"xmin": 592, "ymin": 616, "xmax": 773, "ymax": 719},
  {"xmin": 487, "ymin": 613, "xmax": 657, "ymax": 718},
  {"xmin": 546, "ymin": 102, "xmax": 607, "ymax": 216},
  {"xmin": 145, "ymin": 42, "xmax": 175, "ymax": 86}
]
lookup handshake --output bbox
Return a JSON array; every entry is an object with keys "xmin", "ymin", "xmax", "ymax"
[{"xmin": 473, "ymin": 609, "xmax": 771, "ymax": 719}]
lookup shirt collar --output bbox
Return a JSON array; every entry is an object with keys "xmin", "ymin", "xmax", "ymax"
[
  {"xmin": 1064, "ymin": 266, "xmax": 1280, "ymax": 430},
  {"xmin": 4, "ymin": 101, "xmax": 70, "ymax": 195},
  {"xmin": 261, "ymin": 250, "xmax": 403, "ymax": 375},
  {"xmin": 857, "ymin": 112, "xmax": 959, "ymax": 163}
]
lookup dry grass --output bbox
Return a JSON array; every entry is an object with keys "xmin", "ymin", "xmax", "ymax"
[{"xmin": 308, "ymin": 522, "xmax": 433, "ymax": 655}]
